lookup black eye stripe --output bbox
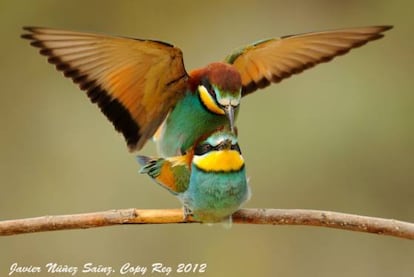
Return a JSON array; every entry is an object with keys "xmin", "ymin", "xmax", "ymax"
[
  {"xmin": 194, "ymin": 143, "xmax": 212, "ymax": 155},
  {"xmin": 231, "ymin": 143, "xmax": 242, "ymax": 154},
  {"xmin": 201, "ymin": 78, "xmax": 216, "ymax": 97},
  {"xmin": 194, "ymin": 142, "xmax": 242, "ymax": 155}
]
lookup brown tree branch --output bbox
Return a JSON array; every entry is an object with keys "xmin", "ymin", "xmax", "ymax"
[{"xmin": 0, "ymin": 208, "xmax": 413, "ymax": 240}]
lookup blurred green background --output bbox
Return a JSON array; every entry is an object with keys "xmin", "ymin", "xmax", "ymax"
[{"xmin": 1, "ymin": 0, "xmax": 413, "ymax": 276}]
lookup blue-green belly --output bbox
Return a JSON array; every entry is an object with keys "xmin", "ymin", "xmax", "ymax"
[{"xmin": 179, "ymin": 166, "xmax": 249, "ymax": 223}]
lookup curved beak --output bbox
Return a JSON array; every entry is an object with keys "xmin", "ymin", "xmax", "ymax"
[{"xmin": 224, "ymin": 105, "xmax": 235, "ymax": 133}]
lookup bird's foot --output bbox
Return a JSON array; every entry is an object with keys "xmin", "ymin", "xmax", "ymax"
[{"xmin": 182, "ymin": 206, "xmax": 194, "ymax": 221}]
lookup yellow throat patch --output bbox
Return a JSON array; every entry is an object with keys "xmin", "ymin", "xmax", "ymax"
[
  {"xmin": 198, "ymin": 85, "xmax": 225, "ymax": 115},
  {"xmin": 193, "ymin": 150, "xmax": 244, "ymax": 172}
]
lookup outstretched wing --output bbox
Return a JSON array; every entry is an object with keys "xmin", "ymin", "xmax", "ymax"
[
  {"xmin": 225, "ymin": 26, "xmax": 392, "ymax": 96},
  {"xmin": 22, "ymin": 27, "xmax": 188, "ymax": 151}
]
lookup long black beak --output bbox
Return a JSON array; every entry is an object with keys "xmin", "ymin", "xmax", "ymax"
[{"xmin": 225, "ymin": 105, "xmax": 235, "ymax": 133}]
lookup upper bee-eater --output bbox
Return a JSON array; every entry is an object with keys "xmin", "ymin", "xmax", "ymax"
[
  {"xmin": 137, "ymin": 128, "xmax": 250, "ymax": 224},
  {"xmin": 22, "ymin": 26, "xmax": 392, "ymax": 156}
]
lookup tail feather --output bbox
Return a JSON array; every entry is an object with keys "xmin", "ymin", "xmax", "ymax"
[
  {"xmin": 136, "ymin": 155, "xmax": 163, "ymax": 178},
  {"xmin": 136, "ymin": 155, "xmax": 189, "ymax": 194},
  {"xmin": 136, "ymin": 155, "xmax": 152, "ymax": 166}
]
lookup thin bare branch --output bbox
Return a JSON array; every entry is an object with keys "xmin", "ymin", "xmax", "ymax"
[{"xmin": 0, "ymin": 208, "xmax": 413, "ymax": 240}]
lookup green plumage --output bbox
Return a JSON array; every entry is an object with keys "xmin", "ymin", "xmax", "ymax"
[
  {"xmin": 181, "ymin": 165, "xmax": 249, "ymax": 223},
  {"xmin": 156, "ymin": 92, "xmax": 239, "ymax": 157},
  {"xmin": 140, "ymin": 130, "xmax": 250, "ymax": 224},
  {"xmin": 137, "ymin": 156, "xmax": 189, "ymax": 194}
]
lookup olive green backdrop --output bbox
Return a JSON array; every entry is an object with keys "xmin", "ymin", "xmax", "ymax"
[{"xmin": 1, "ymin": 1, "xmax": 413, "ymax": 276}]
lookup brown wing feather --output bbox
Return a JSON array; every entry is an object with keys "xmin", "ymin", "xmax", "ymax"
[
  {"xmin": 22, "ymin": 27, "xmax": 188, "ymax": 151},
  {"xmin": 226, "ymin": 26, "xmax": 392, "ymax": 96}
]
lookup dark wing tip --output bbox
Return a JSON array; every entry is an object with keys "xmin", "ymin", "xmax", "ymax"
[
  {"xmin": 21, "ymin": 26, "xmax": 144, "ymax": 152},
  {"xmin": 242, "ymin": 25, "xmax": 393, "ymax": 96},
  {"xmin": 21, "ymin": 27, "xmax": 36, "ymax": 40},
  {"xmin": 378, "ymin": 25, "xmax": 393, "ymax": 31},
  {"xmin": 85, "ymin": 86, "xmax": 142, "ymax": 151},
  {"xmin": 21, "ymin": 26, "xmax": 47, "ymax": 37},
  {"xmin": 20, "ymin": 33, "xmax": 33, "ymax": 40},
  {"xmin": 21, "ymin": 27, "xmax": 46, "ymax": 48},
  {"xmin": 22, "ymin": 26, "xmax": 36, "ymax": 32}
]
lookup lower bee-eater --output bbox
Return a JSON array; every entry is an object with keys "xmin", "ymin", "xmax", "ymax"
[{"xmin": 137, "ymin": 129, "xmax": 250, "ymax": 224}]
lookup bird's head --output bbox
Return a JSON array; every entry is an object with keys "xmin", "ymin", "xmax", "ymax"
[
  {"xmin": 192, "ymin": 130, "xmax": 244, "ymax": 173},
  {"xmin": 190, "ymin": 62, "xmax": 242, "ymax": 133}
]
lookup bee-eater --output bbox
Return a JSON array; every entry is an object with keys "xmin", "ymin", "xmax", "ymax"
[
  {"xmin": 22, "ymin": 26, "xmax": 392, "ymax": 156},
  {"xmin": 137, "ymin": 129, "xmax": 250, "ymax": 224}
]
